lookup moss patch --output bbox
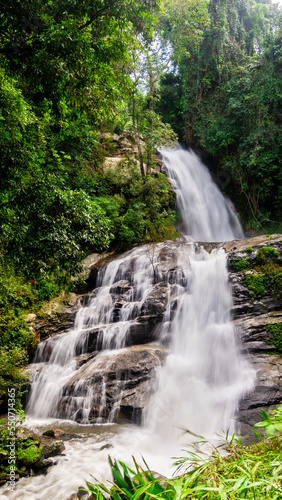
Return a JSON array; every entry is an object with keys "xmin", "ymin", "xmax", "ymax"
[
  {"xmin": 17, "ymin": 444, "xmax": 43, "ymax": 465},
  {"xmin": 231, "ymin": 259, "xmax": 250, "ymax": 271},
  {"xmin": 230, "ymin": 243, "xmax": 282, "ymax": 301},
  {"xmin": 244, "ymin": 273, "xmax": 265, "ymax": 298},
  {"xmin": 255, "ymin": 246, "xmax": 279, "ymax": 265},
  {"xmin": 243, "ymin": 263, "xmax": 282, "ymax": 300},
  {"xmin": 266, "ymin": 323, "xmax": 282, "ymax": 353}
]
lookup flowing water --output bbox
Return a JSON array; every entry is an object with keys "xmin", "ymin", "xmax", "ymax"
[
  {"xmin": 0, "ymin": 147, "xmax": 256, "ymax": 500},
  {"xmin": 161, "ymin": 147, "xmax": 244, "ymax": 242}
]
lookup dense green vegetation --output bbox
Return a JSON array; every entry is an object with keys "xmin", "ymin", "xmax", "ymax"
[
  {"xmin": 157, "ymin": 0, "xmax": 282, "ymax": 231},
  {"xmin": 0, "ymin": 0, "xmax": 281, "ymax": 405},
  {"xmin": 230, "ymin": 244, "xmax": 282, "ymax": 305},
  {"xmin": 266, "ymin": 323, "xmax": 282, "ymax": 353},
  {"xmin": 86, "ymin": 406, "xmax": 282, "ymax": 499},
  {"xmin": 0, "ymin": 0, "xmax": 178, "ymax": 399},
  {"xmin": 0, "ymin": 411, "xmax": 42, "ymax": 483}
]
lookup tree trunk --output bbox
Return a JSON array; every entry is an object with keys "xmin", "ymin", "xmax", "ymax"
[
  {"xmin": 146, "ymin": 70, "xmax": 154, "ymax": 176},
  {"xmin": 132, "ymin": 97, "xmax": 145, "ymax": 177}
]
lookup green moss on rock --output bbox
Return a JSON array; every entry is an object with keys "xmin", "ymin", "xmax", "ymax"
[
  {"xmin": 266, "ymin": 323, "xmax": 282, "ymax": 353},
  {"xmin": 244, "ymin": 273, "xmax": 265, "ymax": 298},
  {"xmin": 231, "ymin": 259, "xmax": 250, "ymax": 271},
  {"xmin": 17, "ymin": 444, "xmax": 43, "ymax": 465},
  {"xmin": 255, "ymin": 246, "xmax": 279, "ymax": 265}
]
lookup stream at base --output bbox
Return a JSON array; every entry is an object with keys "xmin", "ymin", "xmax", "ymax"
[
  {"xmin": 0, "ymin": 413, "xmax": 239, "ymax": 500},
  {"xmin": 0, "ymin": 147, "xmax": 256, "ymax": 499}
]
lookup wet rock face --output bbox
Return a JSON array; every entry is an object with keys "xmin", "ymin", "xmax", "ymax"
[
  {"xmin": 26, "ymin": 241, "xmax": 190, "ymax": 424},
  {"xmin": 26, "ymin": 293, "xmax": 80, "ymax": 343},
  {"xmin": 57, "ymin": 344, "xmax": 167, "ymax": 424},
  {"xmin": 26, "ymin": 236, "xmax": 282, "ymax": 431},
  {"xmin": 226, "ymin": 237, "xmax": 282, "ymax": 434}
]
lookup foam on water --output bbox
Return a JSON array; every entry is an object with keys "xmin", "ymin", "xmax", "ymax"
[{"xmin": 0, "ymin": 148, "xmax": 256, "ymax": 500}]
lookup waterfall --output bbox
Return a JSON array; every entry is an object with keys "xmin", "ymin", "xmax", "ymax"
[
  {"xmin": 160, "ymin": 146, "xmax": 244, "ymax": 242},
  {"xmin": 142, "ymin": 148, "xmax": 253, "ymax": 450},
  {"xmin": 144, "ymin": 246, "xmax": 254, "ymax": 453},
  {"xmin": 26, "ymin": 246, "xmax": 160, "ymax": 421},
  {"xmin": 26, "ymin": 147, "xmax": 253, "ymax": 429},
  {"xmin": 7, "ymin": 148, "xmax": 255, "ymax": 499}
]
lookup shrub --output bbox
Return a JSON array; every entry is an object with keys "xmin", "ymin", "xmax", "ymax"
[
  {"xmin": 244, "ymin": 272, "xmax": 265, "ymax": 298},
  {"xmin": 4, "ymin": 183, "xmax": 113, "ymax": 274},
  {"xmin": 0, "ymin": 348, "xmax": 27, "ymax": 397},
  {"xmin": 255, "ymin": 246, "xmax": 279, "ymax": 265}
]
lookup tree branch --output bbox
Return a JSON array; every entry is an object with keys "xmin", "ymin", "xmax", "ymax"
[{"xmin": 78, "ymin": 1, "xmax": 116, "ymax": 30}]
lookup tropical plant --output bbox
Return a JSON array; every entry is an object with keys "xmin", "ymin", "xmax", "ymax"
[{"xmin": 86, "ymin": 406, "xmax": 282, "ymax": 499}]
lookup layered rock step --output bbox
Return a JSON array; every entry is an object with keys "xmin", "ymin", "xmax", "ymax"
[
  {"xmin": 25, "ymin": 241, "xmax": 191, "ymax": 423},
  {"xmin": 58, "ymin": 344, "xmax": 167, "ymax": 424},
  {"xmin": 25, "ymin": 236, "xmax": 282, "ymax": 432},
  {"xmin": 226, "ymin": 236, "xmax": 282, "ymax": 433}
]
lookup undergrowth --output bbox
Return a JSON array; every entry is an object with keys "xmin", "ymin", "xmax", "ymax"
[
  {"xmin": 0, "ymin": 256, "xmax": 78, "ymax": 397},
  {"xmin": 0, "ymin": 410, "xmax": 43, "ymax": 482},
  {"xmin": 244, "ymin": 262, "xmax": 282, "ymax": 300},
  {"xmin": 86, "ymin": 407, "xmax": 282, "ymax": 500}
]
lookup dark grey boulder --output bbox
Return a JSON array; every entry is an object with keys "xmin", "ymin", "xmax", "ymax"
[{"xmin": 57, "ymin": 344, "xmax": 167, "ymax": 424}]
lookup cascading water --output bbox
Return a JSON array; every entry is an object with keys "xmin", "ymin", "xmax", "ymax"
[
  {"xmin": 25, "ymin": 246, "xmax": 167, "ymax": 423},
  {"xmin": 144, "ymin": 147, "xmax": 253, "ymax": 451},
  {"xmin": 1, "ymin": 147, "xmax": 256, "ymax": 500},
  {"xmin": 161, "ymin": 147, "xmax": 244, "ymax": 242},
  {"xmin": 144, "ymin": 246, "xmax": 254, "ymax": 455}
]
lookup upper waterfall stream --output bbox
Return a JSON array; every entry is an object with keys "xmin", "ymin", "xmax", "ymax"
[
  {"xmin": 161, "ymin": 147, "xmax": 244, "ymax": 242},
  {"xmin": 0, "ymin": 147, "xmax": 255, "ymax": 500}
]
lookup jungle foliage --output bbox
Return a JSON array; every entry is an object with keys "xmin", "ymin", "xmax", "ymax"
[
  {"xmin": 157, "ymin": 0, "xmax": 282, "ymax": 230},
  {"xmin": 0, "ymin": 0, "xmax": 178, "ymax": 397},
  {"xmin": 0, "ymin": 0, "xmax": 281, "ymax": 397}
]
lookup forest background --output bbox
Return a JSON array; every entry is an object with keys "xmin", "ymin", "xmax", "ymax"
[{"xmin": 0, "ymin": 0, "xmax": 281, "ymax": 399}]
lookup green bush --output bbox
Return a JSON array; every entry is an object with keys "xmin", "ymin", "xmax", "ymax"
[
  {"xmin": 244, "ymin": 262, "xmax": 282, "ymax": 299},
  {"xmin": 244, "ymin": 272, "xmax": 265, "ymax": 298},
  {"xmin": 119, "ymin": 203, "xmax": 147, "ymax": 246},
  {"xmin": 4, "ymin": 183, "xmax": 113, "ymax": 274},
  {"xmin": 254, "ymin": 405, "xmax": 282, "ymax": 438},
  {"xmin": 0, "ymin": 348, "xmax": 28, "ymax": 397}
]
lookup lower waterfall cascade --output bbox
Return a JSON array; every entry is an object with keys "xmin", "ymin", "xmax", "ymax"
[{"xmin": 0, "ymin": 147, "xmax": 257, "ymax": 500}]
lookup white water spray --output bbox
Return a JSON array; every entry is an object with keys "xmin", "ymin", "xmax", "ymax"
[
  {"xmin": 161, "ymin": 147, "xmax": 244, "ymax": 242},
  {"xmin": 0, "ymin": 148, "xmax": 256, "ymax": 500},
  {"xmin": 144, "ymin": 247, "xmax": 254, "ymax": 455},
  {"xmin": 143, "ymin": 148, "xmax": 252, "ymax": 451}
]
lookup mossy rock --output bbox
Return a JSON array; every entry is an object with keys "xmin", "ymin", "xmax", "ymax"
[
  {"xmin": 40, "ymin": 440, "xmax": 65, "ymax": 460},
  {"xmin": 255, "ymin": 246, "xmax": 280, "ymax": 265},
  {"xmin": 231, "ymin": 258, "xmax": 250, "ymax": 271},
  {"xmin": 17, "ymin": 444, "xmax": 43, "ymax": 465},
  {"xmin": 266, "ymin": 323, "xmax": 282, "ymax": 353},
  {"xmin": 244, "ymin": 272, "xmax": 265, "ymax": 298}
]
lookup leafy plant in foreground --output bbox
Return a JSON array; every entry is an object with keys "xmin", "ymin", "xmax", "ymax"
[
  {"xmin": 86, "ymin": 406, "xmax": 282, "ymax": 499},
  {"xmin": 254, "ymin": 406, "xmax": 282, "ymax": 438}
]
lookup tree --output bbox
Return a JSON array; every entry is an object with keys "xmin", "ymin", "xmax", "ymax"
[
  {"xmin": 157, "ymin": 0, "xmax": 282, "ymax": 227},
  {"xmin": 128, "ymin": 32, "xmax": 178, "ymax": 176}
]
